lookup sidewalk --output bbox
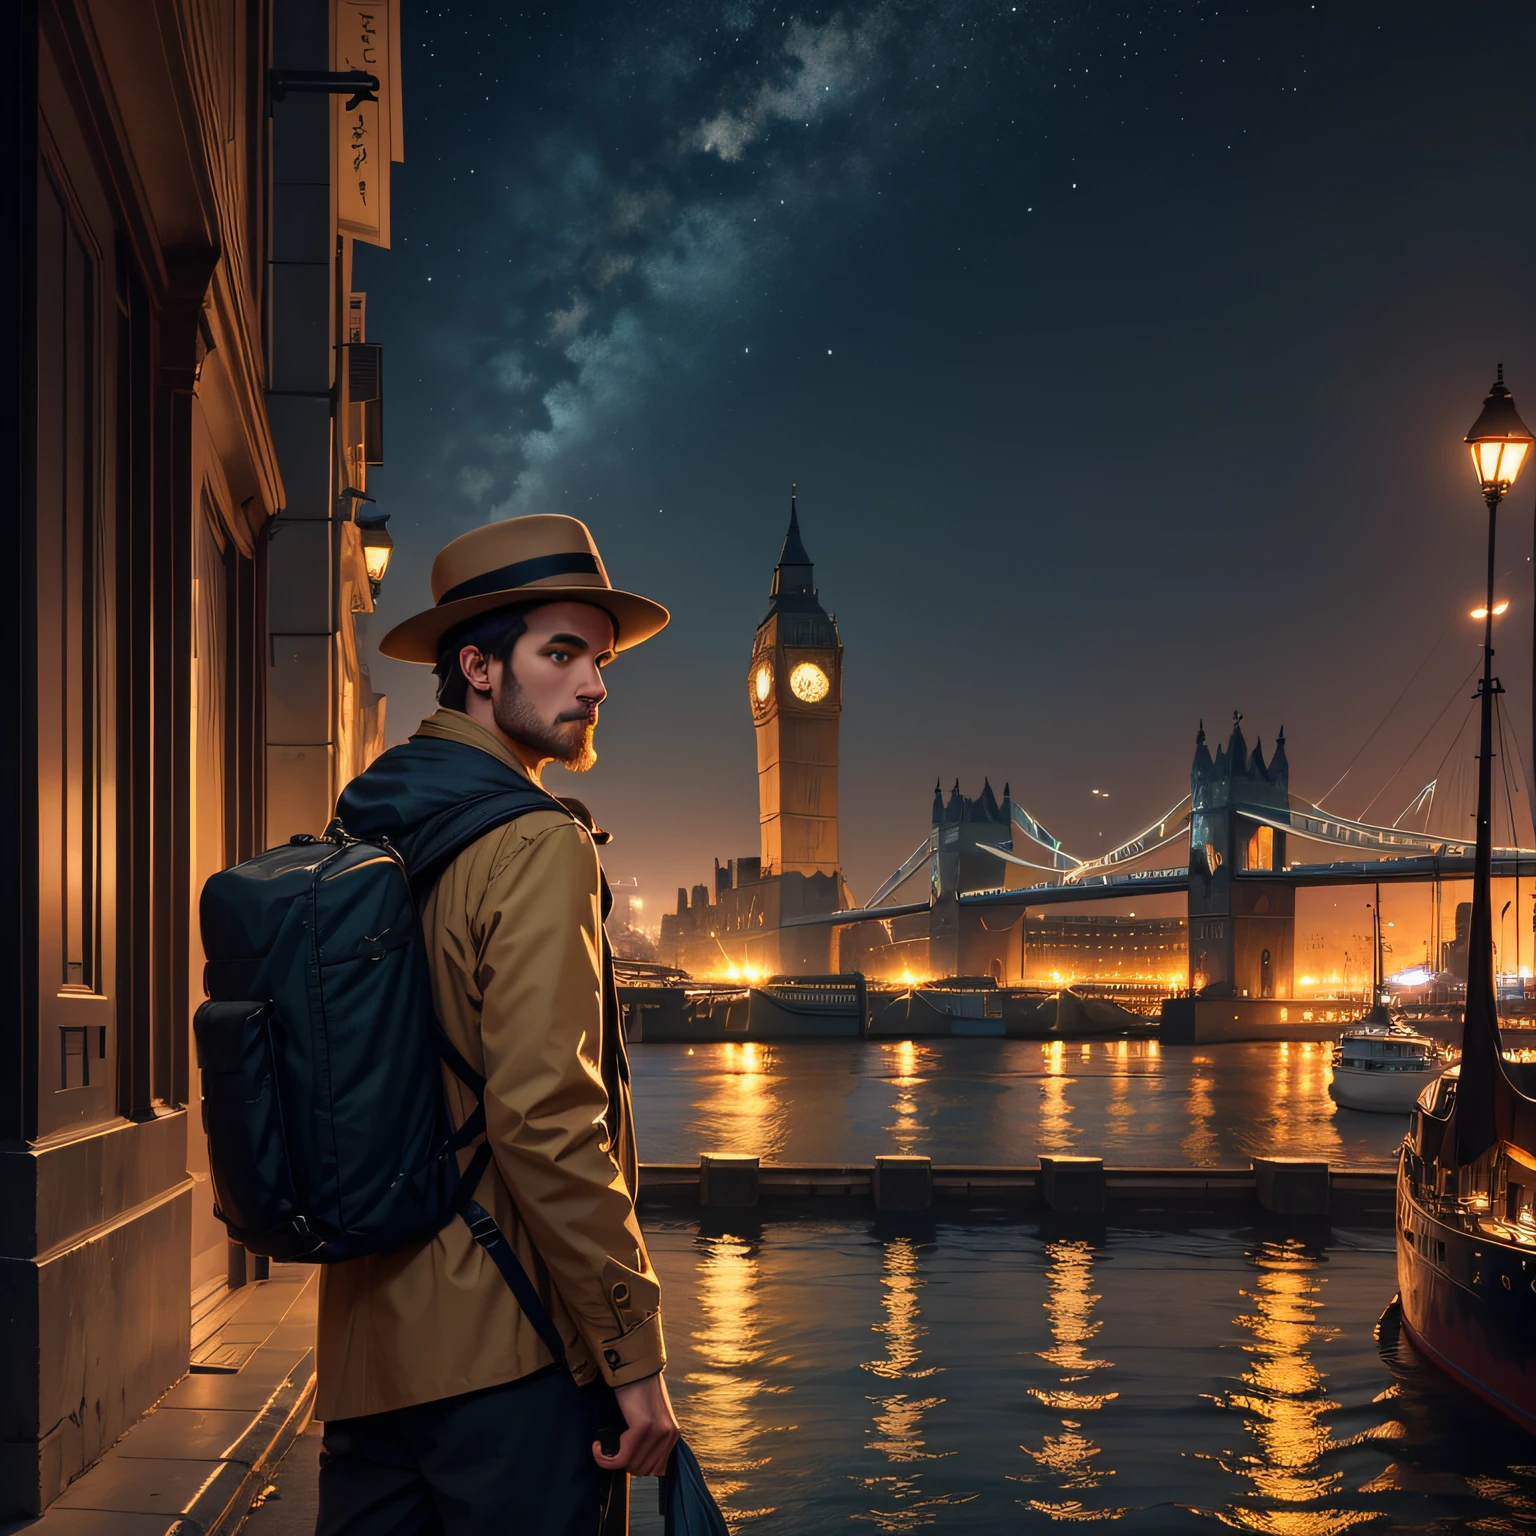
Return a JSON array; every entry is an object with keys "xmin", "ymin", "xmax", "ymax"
[{"xmin": 2, "ymin": 1266, "xmax": 318, "ymax": 1536}]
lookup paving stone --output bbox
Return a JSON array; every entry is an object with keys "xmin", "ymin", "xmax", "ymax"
[
  {"xmin": 51, "ymin": 1454, "xmax": 239, "ymax": 1516},
  {"xmin": 160, "ymin": 1348, "xmax": 312, "ymax": 1412},
  {"xmin": 0, "ymin": 1509, "xmax": 185, "ymax": 1534},
  {"xmin": 113, "ymin": 1408, "xmax": 257, "ymax": 1462}
]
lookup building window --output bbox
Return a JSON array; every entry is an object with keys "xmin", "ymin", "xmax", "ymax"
[
  {"xmin": 34, "ymin": 146, "xmax": 117, "ymax": 1135},
  {"xmin": 1246, "ymin": 824, "xmax": 1273, "ymax": 872}
]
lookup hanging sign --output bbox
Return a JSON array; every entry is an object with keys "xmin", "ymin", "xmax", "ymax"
[{"xmin": 333, "ymin": 0, "xmax": 404, "ymax": 248}]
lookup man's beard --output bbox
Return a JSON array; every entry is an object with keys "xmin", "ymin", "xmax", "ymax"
[{"xmin": 492, "ymin": 675, "xmax": 597, "ymax": 772}]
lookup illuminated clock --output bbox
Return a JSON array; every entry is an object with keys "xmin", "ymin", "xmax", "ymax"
[
  {"xmin": 753, "ymin": 663, "xmax": 773, "ymax": 704},
  {"xmin": 789, "ymin": 661, "xmax": 830, "ymax": 703}
]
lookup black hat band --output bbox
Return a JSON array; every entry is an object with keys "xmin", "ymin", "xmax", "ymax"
[{"xmin": 436, "ymin": 550, "xmax": 602, "ymax": 607}]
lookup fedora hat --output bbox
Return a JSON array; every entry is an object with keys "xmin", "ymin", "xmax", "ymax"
[{"xmin": 378, "ymin": 514, "xmax": 669, "ymax": 663}]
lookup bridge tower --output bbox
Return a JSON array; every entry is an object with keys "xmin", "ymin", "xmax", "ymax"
[
  {"xmin": 929, "ymin": 777, "xmax": 1015, "ymax": 980},
  {"xmin": 1187, "ymin": 715, "xmax": 1295, "ymax": 999},
  {"xmin": 748, "ymin": 487, "xmax": 843, "ymax": 877}
]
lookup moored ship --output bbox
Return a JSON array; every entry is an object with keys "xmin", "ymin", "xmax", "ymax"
[
  {"xmin": 1395, "ymin": 370, "xmax": 1536, "ymax": 1436},
  {"xmin": 1330, "ymin": 1024, "xmax": 1446, "ymax": 1113},
  {"xmin": 1397, "ymin": 1063, "xmax": 1536, "ymax": 1431}
]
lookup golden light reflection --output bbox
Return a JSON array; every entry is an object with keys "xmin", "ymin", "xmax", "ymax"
[
  {"xmin": 1212, "ymin": 1239, "xmax": 1398, "ymax": 1533},
  {"xmin": 1039, "ymin": 1061, "xmax": 1075, "ymax": 1153},
  {"xmin": 1017, "ymin": 1240, "xmax": 1126, "ymax": 1522},
  {"xmin": 685, "ymin": 1233, "xmax": 778, "ymax": 1525},
  {"xmin": 882, "ymin": 1040, "xmax": 933, "ymax": 1153},
  {"xmin": 693, "ymin": 1042, "xmax": 789, "ymax": 1161},
  {"xmin": 855, "ymin": 1238, "xmax": 976, "ymax": 1529},
  {"xmin": 1106, "ymin": 1042, "xmax": 1132, "ymax": 1149},
  {"xmin": 1182, "ymin": 1067, "xmax": 1218, "ymax": 1165}
]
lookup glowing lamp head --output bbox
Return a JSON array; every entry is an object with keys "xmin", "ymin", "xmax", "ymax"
[
  {"xmin": 1465, "ymin": 367, "xmax": 1534, "ymax": 497},
  {"xmin": 357, "ymin": 514, "xmax": 394, "ymax": 588}
]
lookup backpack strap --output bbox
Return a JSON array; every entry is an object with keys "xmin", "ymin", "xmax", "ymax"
[
  {"xmin": 456, "ymin": 1164, "xmax": 571, "ymax": 1369},
  {"xmin": 404, "ymin": 785, "xmax": 613, "ymax": 1415},
  {"xmin": 406, "ymin": 786, "xmax": 564, "ymax": 898}
]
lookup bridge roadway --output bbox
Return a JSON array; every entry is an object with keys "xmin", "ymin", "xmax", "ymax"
[
  {"xmin": 962, "ymin": 851, "xmax": 1536, "ymax": 909},
  {"xmin": 791, "ymin": 852, "xmax": 1536, "ymax": 926}
]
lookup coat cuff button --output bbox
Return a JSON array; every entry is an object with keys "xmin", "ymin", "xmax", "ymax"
[{"xmin": 604, "ymin": 1348, "xmax": 621, "ymax": 1368}]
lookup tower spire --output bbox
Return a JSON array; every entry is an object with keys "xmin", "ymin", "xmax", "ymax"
[
  {"xmin": 778, "ymin": 482, "xmax": 812, "ymax": 568},
  {"xmin": 769, "ymin": 480, "xmax": 816, "ymax": 610}
]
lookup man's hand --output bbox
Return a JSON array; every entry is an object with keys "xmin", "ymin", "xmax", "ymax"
[{"xmin": 592, "ymin": 1371, "xmax": 680, "ymax": 1477}]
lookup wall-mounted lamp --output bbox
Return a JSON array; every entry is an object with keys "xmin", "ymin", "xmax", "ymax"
[{"xmin": 357, "ymin": 512, "xmax": 393, "ymax": 596}]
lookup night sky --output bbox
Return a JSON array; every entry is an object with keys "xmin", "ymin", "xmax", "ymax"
[{"xmin": 355, "ymin": 1, "xmax": 1536, "ymax": 912}]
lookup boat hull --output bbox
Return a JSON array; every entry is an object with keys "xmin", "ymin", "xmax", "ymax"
[
  {"xmin": 1396, "ymin": 1158, "xmax": 1536, "ymax": 1434},
  {"xmin": 1330, "ymin": 1065, "xmax": 1440, "ymax": 1113}
]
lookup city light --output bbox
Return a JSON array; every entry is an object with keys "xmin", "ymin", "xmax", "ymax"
[
  {"xmin": 1470, "ymin": 600, "xmax": 1509, "ymax": 619},
  {"xmin": 1467, "ymin": 371, "xmax": 1535, "ymax": 494}
]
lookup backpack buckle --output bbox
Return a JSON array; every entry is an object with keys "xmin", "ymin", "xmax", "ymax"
[{"xmin": 463, "ymin": 1206, "xmax": 501, "ymax": 1248}]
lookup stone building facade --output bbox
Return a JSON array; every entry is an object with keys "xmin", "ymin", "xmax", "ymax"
[{"xmin": 2, "ymin": 0, "xmax": 402, "ymax": 1513}]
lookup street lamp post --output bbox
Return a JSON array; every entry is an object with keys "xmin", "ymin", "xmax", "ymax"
[{"xmin": 1458, "ymin": 367, "xmax": 1534, "ymax": 1158}]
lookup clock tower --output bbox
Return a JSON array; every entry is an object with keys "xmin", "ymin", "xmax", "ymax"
[{"xmin": 749, "ymin": 488, "xmax": 842, "ymax": 877}]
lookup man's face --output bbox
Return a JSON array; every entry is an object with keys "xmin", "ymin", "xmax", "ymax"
[{"xmin": 476, "ymin": 601, "xmax": 616, "ymax": 772}]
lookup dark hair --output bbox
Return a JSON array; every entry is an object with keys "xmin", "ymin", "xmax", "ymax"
[{"xmin": 433, "ymin": 603, "xmax": 533, "ymax": 711}]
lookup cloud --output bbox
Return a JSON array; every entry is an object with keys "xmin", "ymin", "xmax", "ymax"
[
  {"xmin": 400, "ymin": 0, "xmax": 1009, "ymax": 525},
  {"xmin": 489, "ymin": 350, "xmax": 533, "ymax": 392},
  {"xmin": 692, "ymin": 13, "xmax": 888, "ymax": 162},
  {"xmin": 457, "ymin": 465, "xmax": 495, "ymax": 504},
  {"xmin": 547, "ymin": 294, "xmax": 592, "ymax": 344}
]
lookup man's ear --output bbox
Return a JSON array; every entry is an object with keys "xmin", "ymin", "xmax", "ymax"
[{"xmin": 458, "ymin": 644, "xmax": 494, "ymax": 696}]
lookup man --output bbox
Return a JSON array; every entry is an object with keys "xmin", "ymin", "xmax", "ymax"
[{"xmin": 315, "ymin": 514, "xmax": 680, "ymax": 1534}]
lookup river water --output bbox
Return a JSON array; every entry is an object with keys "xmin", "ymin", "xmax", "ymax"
[
  {"xmin": 627, "ymin": 1039, "xmax": 1408, "ymax": 1169},
  {"xmin": 627, "ymin": 1041, "xmax": 1536, "ymax": 1532}
]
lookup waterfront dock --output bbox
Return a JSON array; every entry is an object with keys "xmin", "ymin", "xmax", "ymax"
[{"xmin": 636, "ymin": 1157, "xmax": 1396, "ymax": 1223}]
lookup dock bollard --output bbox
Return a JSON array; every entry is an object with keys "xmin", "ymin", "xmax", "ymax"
[
  {"xmin": 700, "ymin": 1152, "xmax": 760, "ymax": 1208},
  {"xmin": 873, "ymin": 1155, "xmax": 933, "ymax": 1212},
  {"xmin": 1039, "ymin": 1155, "xmax": 1106, "ymax": 1213},
  {"xmin": 1252, "ymin": 1157, "xmax": 1330, "ymax": 1216}
]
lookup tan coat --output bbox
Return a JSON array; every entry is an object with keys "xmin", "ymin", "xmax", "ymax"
[{"xmin": 316, "ymin": 710, "xmax": 665, "ymax": 1421}]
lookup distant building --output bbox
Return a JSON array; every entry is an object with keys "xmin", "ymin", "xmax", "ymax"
[
  {"xmin": 660, "ymin": 491, "xmax": 849, "ymax": 974},
  {"xmin": 1020, "ymin": 914, "xmax": 1188, "ymax": 986}
]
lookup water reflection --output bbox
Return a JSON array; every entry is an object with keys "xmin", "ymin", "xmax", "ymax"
[
  {"xmin": 1105, "ymin": 1042, "xmax": 1133, "ymax": 1153},
  {"xmin": 881, "ymin": 1040, "xmax": 933, "ymax": 1153},
  {"xmin": 1017, "ymin": 1239, "xmax": 1126, "ymax": 1522},
  {"xmin": 1182, "ymin": 1058, "xmax": 1218, "ymax": 1165},
  {"xmin": 691, "ymin": 1041, "xmax": 790, "ymax": 1161},
  {"xmin": 685, "ymin": 1232, "xmax": 778, "ymax": 1526},
  {"xmin": 854, "ymin": 1237, "xmax": 974, "ymax": 1529},
  {"xmin": 632, "ymin": 1039, "xmax": 1410, "ymax": 1169},
  {"xmin": 1239, "ymin": 1044, "xmax": 1346, "ymax": 1168},
  {"xmin": 1213, "ymin": 1238, "xmax": 1399, "ymax": 1534},
  {"xmin": 1040, "ymin": 1041, "xmax": 1075, "ymax": 1151}
]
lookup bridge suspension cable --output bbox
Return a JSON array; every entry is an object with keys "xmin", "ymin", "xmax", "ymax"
[
  {"xmin": 1061, "ymin": 795, "xmax": 1192, "ymax": 883},
  {"xmin": 864, "ymin": 833, "xmax": 936, "ymax": 910}
]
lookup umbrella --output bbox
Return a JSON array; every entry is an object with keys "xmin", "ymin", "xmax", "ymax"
[{"xmin": 659, "ymin": 1439, "xmax": 729, "ymax": 1536}]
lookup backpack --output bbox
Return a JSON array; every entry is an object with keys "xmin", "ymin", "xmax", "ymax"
[{"xmin": 193, "ymin": 789, "xmax": 548, "ymax": 1262}]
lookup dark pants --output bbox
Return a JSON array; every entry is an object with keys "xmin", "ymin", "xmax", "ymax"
[{"xmin": 315, "ymin": 1368, "xmax": 625, "ymax": 1535}]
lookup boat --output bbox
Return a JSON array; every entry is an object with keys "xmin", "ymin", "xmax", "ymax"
[
  {"xmin": 1397, "ymin": 1062, "xmax": 1536, "ymax": 1432},
  {"xmin": 1396, "ymin": 371, "xmax": 1536, "ymax": 1435},
  {"xmin": 1329, "ymin": 1023, "xmax": 1446, "ymax": 1113}
]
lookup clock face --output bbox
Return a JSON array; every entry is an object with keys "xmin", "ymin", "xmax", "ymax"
[
  {"xmin": 753, "ymin": 663, "xmax": 773, "ymax": 704},
  {"xmin": 789, "ymin": 661, "xmax": 830, "ymax": 704}
]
